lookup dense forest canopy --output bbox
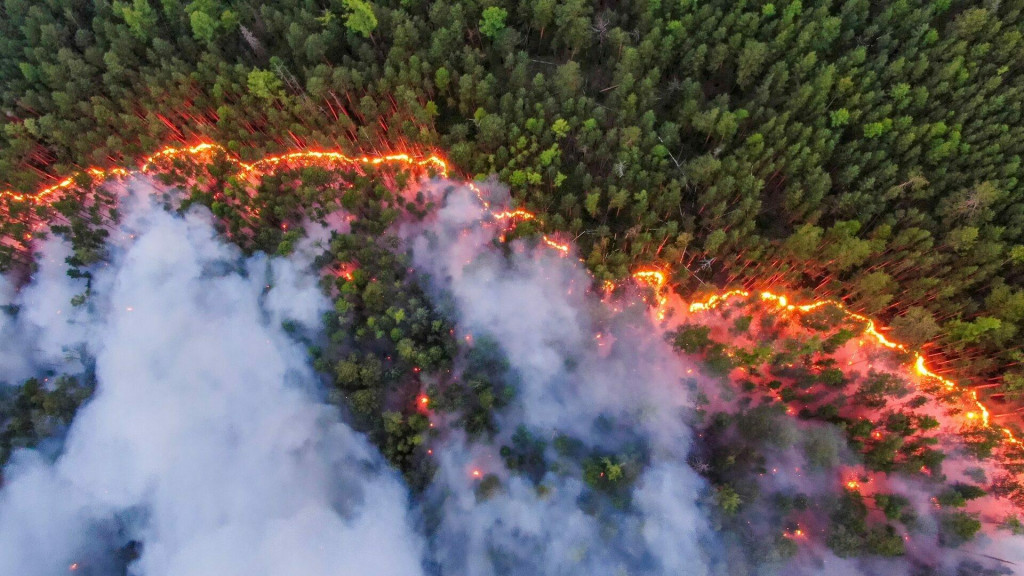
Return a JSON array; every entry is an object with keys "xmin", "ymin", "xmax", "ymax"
[
  {"xmin": 2, "ymin": 0, "xmax": 1022, "ymax": 398},
  {"xmin": 2, "ymin": 1, "xmax": 1024, "ymax": 569}
]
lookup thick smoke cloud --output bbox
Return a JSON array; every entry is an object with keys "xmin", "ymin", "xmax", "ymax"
[
  {"xmin": 405, "ymin": 183, "xmax": 716, "ymax": 575},
  {"xmin": 0, "ymin": 191, "xmax": 424, "ymax": 575},
  {"xmin": 4, "ymin": 175, "xmax": 1021, "ymax": 576}
]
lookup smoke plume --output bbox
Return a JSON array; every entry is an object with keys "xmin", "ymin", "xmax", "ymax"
[
  {"xmin": 0, "ymin": 189, "xmax": 425, "ymax": 575},
  {"xmin": 404, "ymin": 182, "xmax": 716, "ymax": 575},
  {"xmin": 2, "ymin": 175, "xmax": 1023, "ymax": 576}
]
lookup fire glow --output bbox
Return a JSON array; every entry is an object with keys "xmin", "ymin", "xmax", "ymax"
[
  {"xmin": 541, "ymin": 235, "xmax": 571, "ymax": 256},
  {"xmin": 783, "ymin": 528, "xmax": 807, "ymax": 540},
  {"xmin": 686, "ymin": 289, "xmax": 1020, "ymax": 450},
  {"xmin": 3, "ymin": 142, "xmax": 1017, "ymax": 468},
  {"xmin": 1, "ymin": 142, "xmax": 450, "ymax": 207},
  {"xmin": 632, "ymin": 268, "xmax": 669, "ymax": 320}
]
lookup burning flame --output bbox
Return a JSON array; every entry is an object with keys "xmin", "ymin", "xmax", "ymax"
[
  {"xmin": 632, "ymin": 269, "xmax": 667, "ymax": 289},
  {"xmin": 492, "ymin": 209, "xmax": 535, "ymax": 221},
  {"xmin": 686, "ymin": 289, "xmax": 1020, "ymax": 449},
  {"xmin": 466, "ymin": 182, "xmax": 490, "ymax": 209},
  {"xmin": 783, "ymin": 528, "xmax": 807, "ymax": 540},
  {"xmin": 632, "ymin": 268, "xmax": 669, "ymax": 320},
  {"xmin": 541, "ymin": 235, "xmax": 570, "ymax": 255},
  {"xmin": 334, "ymin": 263, "xmax": 357, "ymax": 281},
  {"xmin": 5, "ymin": 140, "xmax": 1016, "ymax": 462},
  {"xmin": 1, "ymin": 142, "xmax": 449, "ymax": 207}
]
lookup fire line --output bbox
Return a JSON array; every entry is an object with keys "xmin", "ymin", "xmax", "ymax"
[{"xmin": 3, "ymin": 142, "xmax": 1017, "ymax": 458}]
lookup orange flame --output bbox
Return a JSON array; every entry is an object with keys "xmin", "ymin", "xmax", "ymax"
[
  {"xmin": 7, "ymin": 143, "xmax": 1016, "ymax": 458},
  {"xmin": 632, "ymin": 268, "xmax": 669, "ymax": 319},
  {"xmin": 783, "ymin": 528, "xmax": 807, "ymax": 540},
  {"xmin": 541, "ymin": 235, "xmax": 570, "ymax": 255},
  {"xmin": 334, "ymin": 263, "xmax": 357, "ymax": 281},
  {"xmin": 492, "ymin": 209, "xmax": 535, "ymax": 221},
  {"xmin": 1, "ymin": 142, "xmax": 449, "ymax": 208},
  {"xmin": 686, "ymin": 289, "xmax": 1021, "ymax": 449},
  {"xmin": 632, "ymin": 269, "xmax": 667, "ymax": 290},
  {"xmin": 466, "ymin": 182, "xmax": 490, "ymax": 209}
]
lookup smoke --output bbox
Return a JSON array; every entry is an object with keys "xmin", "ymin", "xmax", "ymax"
[
  {"xmin": 3, "ymin": 174, "xmax": 1023, "ymax": 576},
  {"xmin": 0, "ymin": 189, "xmax": 425, "ymax": 575},
  {"xmin": 404, "ymin": 182, "xmax": 716, "ymax": 575},
  {"xmin": 0, "ymin": 236, "xmax": 93, "ymax": 383}
]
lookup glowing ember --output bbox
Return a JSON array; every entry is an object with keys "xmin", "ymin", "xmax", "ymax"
[
  {"xmin": 687, "ymin": 289, "xmax": 1022, "ymax": 451},
  {"xmin": 846, "ymin": 481, "xmax": 860, "ymax": 491},
  {"xmin": 632, "ymin": 269, "xmax": 667, "ymax": 289},
  {"xmin": 1, "ymin": 142, "xmax": 449, "ymax": 207},
  {"xmin": 418, "ymin": 394, "xmax": 430, "ymax": 408},
  {"xmin": 334, "ymin": 263, "xmax": 357, "ymax": 281},
  {"xmin": 542, "ymin": 235, "xmax": 570, "ymax": 255},
  {"xmin": 492, "ymin": 209, "xmax": 535, "ymax": 221},
  {"xmin": 632, "ymin": 268, "xmax": 669, "ymax": 319},
  {"xmin": 472, "ymin": 469, "xmax": 482, "ymax": 478},
  {"xmin": 466, "ymin": 182, "xmax": 490, "ymax": 209},
  {"xmin": 5, "ymin": 141, "xmax": 1018, "ymax": 466}
]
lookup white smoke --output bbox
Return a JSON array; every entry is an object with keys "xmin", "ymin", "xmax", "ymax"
[
  {"xmin": 405, "ymin": 182, "xmax": 714, "ymax": 575},
  {"xmin": 5, "ymin": 174, "xmax": 1019, "ymax": 576},
  {"xmin": 0, "ymin": 192, "xmax": 425, "ymax": 575},
  {"xmin": 0, "ymin": 236, "xmax": 92, "ymax": 383}
]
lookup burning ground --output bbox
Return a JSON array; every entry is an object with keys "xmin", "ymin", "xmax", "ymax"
[{"xmin": 0, "ymin": 149, "xmax": 1022, "ymax": 575}]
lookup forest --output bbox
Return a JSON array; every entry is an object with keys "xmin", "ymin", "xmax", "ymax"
[
  {"xmin": 1, "ymin": 0, "xmax": 1022, "ymax": 395},
  {"xmin": 1, "ymin": 0, "xmax": 1024, "ymax": 573},
  {"xmin": 0, "ymin": 137, "xmax": 1019, "ymax": 572}
]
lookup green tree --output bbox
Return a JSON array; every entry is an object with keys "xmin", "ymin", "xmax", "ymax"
[
  {"xmin": 939, "ymin": 511, "xmax": 982, "ymax": 547},
  {"xmin": 434, "ymin": 67, "xmax": 450, "ymax": 92},
  {"xmin": 891, "ymin": 307, "xmax": 940, "ymax": 347},
  {"xmin": 672, "ymin": 325, "xmax": 712, "ymax": 353},
  {"xmin": 113, "ymin": 0, "xmax": 158, "ymax": 40},
  {"xmin": 247, "ymin": 69, "xmax": 282, "ymax": 101},
  {"xmin": 784, "ymin": 224, "xmax": 823, "ymax": 261},
  {"xmin": 716, "ymin": 485, "xmax": 742, "ymax": 515},
  {"xmin": 189, "ymin": 10, "xmax": 217, "ymax": 43},
  {"xmin": 737, "ymin": 40, "xmax": 768, "ymax": 88},
  {"xmin": 829, "ymin": 108, "xmax": 850, "ymax": 128},
  {"xmin": 479, "ymin": 7, "xmax": 507, "ymax": 39},
  {"xmin": 343, "ymin": 0, "xmax": 378, "ymax": 38}
]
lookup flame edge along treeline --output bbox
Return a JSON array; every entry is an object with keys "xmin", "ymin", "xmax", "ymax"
[
  {"xmin": 3, "ymin": 143, "xmax": 1024, "ymax": 573},
  {"xmin": 0, "ymin": 142, "xmax": 1020, "ymax": 478}
]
